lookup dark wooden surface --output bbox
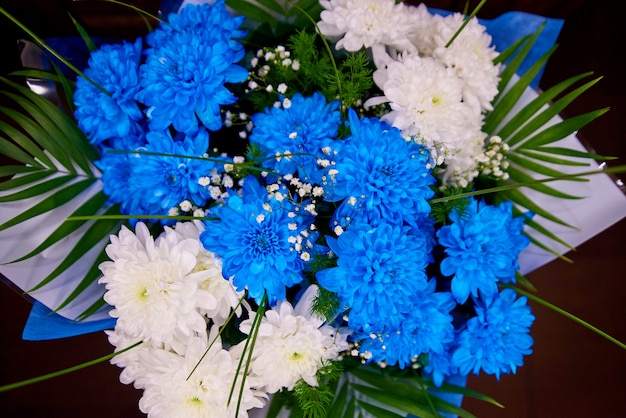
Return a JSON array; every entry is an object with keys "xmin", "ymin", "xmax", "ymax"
[{"xmin": 1, "ymin": 1, "xmax": 625, "ymax": 417}]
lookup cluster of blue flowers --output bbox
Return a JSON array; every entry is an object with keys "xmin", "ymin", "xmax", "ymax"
[
  {"xmin": 73, "ymin": 1, "xmax": 536, "ymax": 388},
  {"xmin": 74, "ymin": 0, "xmax": 244, "ymax": 219}
]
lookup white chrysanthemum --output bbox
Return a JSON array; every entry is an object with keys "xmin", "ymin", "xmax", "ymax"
[
  {"xmin": 412, "ymin": 12, "xmax": 500, "ymax": 112},
  {"xmin": 160, "ymin": 221, "xmax": 245, "ymax": 325},
  {"xmin": 105, "ymin": 327, "xmax": 152, "ymax": 389},
  {"xmin": 371, "ymin": 53, "xmax": 483, "ymax": 143},
  {"xmin": 99, "ymin": 223, "xmax": 210, "ymax": 353},
  {"xmin": 138, "ymin": 335, "xmax": 265, "ymax": 418},
  {"xmin": 239, "ymin": 285, "xmax": 349, "ymax": 393},
  {"xmin": 318, "ymin": 0, "xmax": 415, "ymax": 51}
]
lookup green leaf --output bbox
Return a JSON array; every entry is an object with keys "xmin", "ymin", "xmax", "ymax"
[
  {"xmin": 68, "ymin": 11, "xmax": 96, "ymax": 52},
  {"xmin": 0, "ymin": 121, "xmax": 53, "ymax": 168},
  {"xmin": 53, "ymin": 226, "xmax": 118, "ymax": 312},
  {"xmin": 517, "ymin": 108, "xmax": 610, "ymax": 150},
  {"xmin": 489, "ymin": 24, "xmax": 545, "ymax": 111},
  {"xmin": 9, "ymin": 69, "xmax": 63, "ymax": 83},
  {"xmin": 0, "ymin": 103, "xmax": 76, "ymax": 173},
  {"xmin": 0, "ymin": 170, "xmax": 53, "ymax": 191},
  {"xmin": 7, "ymin": 191, "xmax": 109, "ymax": 263},
  {"xmin": 0, "ymin": 165, "xmax": 42, "ymax": 177},
  {"xmin": 534, "ymin": 146, "xmax": 616, "ymax": 160},
  {"xmin": 495, "ymin": 72, "xmax": 592, "ymax": 140},
  {"xmin": 506, "ymin": 166, "xmax": 584, "ymax": 199},
  {"xmin": 526, "ymin": 234, "xmax": 574, "ymax": 263},
  {"xmin": 498, "ymin": 188, "xmax": 576, "ymax": 228},
  {"xmin": 356, "ymin": 401, "xmax": 405, "ymax": 418},
  {"xmin": 485, "ymin": 44, "xmax": 556, "ymax": 134},
  {"xmin": 75, "ymin": 295, "xmax": 110, "ymax": 322},
  {"xmin": 516, "ymin": 148, "xmax": 590, "ymax": 167},
  {"xmin": 506, "ymin": 77, "xmax": 604, "ymax": 147},
  {"xmin": 1, "ymin": 76, "xmax": 99, "ymax": 162},
  {"xmin": 28, "ymin": 204, "xmax": 120, "ymax": 293},
  {"xmin": 351, "ymin": 383, "xmax": 438, "ymax": 418},
  {"xmin": 0, "ymin": 175, "xmax": 74, "ymax": 203},
  {"xmin": 515, "ymin": 270, "xmax": 538, "ymax": 293},
  {"xmin": 518, "ymin": 212, "xmax": 576, "ymax": 252},
  {"xmin": 0, "ymin": 178, "xmax": 94, "ymax": 232},
  {"xmin": 506, "ymin": 153, "xmax": 589, "ymax": 182}
]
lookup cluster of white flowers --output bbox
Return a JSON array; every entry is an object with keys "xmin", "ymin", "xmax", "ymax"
[
  {"xmin": 319, "ymin": 0, "xmax": 501, "ymax": 186},
  {"xmin": 100, "ymin": 224, "xmax": 349, "ymax": 417}
]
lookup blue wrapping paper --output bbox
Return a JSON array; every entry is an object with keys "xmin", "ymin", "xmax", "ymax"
[{"xmin": 22, "ymin": 301, "xmax": 116, "ymax": 341}]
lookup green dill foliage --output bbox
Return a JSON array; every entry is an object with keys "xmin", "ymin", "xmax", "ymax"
[
  {"xmin": 430, "ymin": 187, "xmax": 472, "ymax": 225},
  {"xmin": 288, "ymin": 30, "xmax": 333, "ymax": 94},
  {"xmin": 311, "ymin": 285, "xmax": 341, "ymax": 323},
  {"xmin": 293, "ymin": 361, "xmax": 344, "ymax": 418},
  {"xmin": 325, "ymin": 51, "xmax": 374, "ymax": 110}
]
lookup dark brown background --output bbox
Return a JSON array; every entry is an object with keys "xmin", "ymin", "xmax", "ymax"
[{"xmin": 1, "ymin": 1, "xmax": 625, "ymax": 417}]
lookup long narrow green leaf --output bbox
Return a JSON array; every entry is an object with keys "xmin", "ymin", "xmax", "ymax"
[
  {"xmin": 328, "ymin": 377, "xmax": 350, "ymax": 418},
  {"xmin": 356, "ymin": 401, "xmax": 404, "ymax": 418},
  {"xmin": 75, "ymin": 295, "xmax": 110, "ymax": 322},
  {"xmin": 0, "ymin": 178, "xmax": 94, "ymax": 232},
  {"xmin": 0, "ymin": 175, "xmax": 74, "ymax": 203},
  {"xmin": 514, "ymin": 208, "xmax": 576, "ymax": 251},
  {"xmin": 351, "ymin": 384, "xmax": 438, "ymax": 418},
  {"xmin": 509, "ymin": 286, "xmax": 626, "ymax": 351},
  {"xmin": 507, "ymin": 166, "xmax": 584, "ymax": 199},
  {"xmin": 28, "ymin": 204, "xmax": 120, "ymax": 293},
  {"xmin": 527, "ymin": 234, "xmax": 574, "ymax": 263},
  {"xmin": 52, "ymin": 215, "xmax": 120, "ymax": 311},
  {"xmin": 67, "ymin": 11, "xmax": 96, "ymax": 52},
  {"xmin": 498, "ymin": 188, "xmax": 576, "ymax": 228},
  {"xmin": 0, "ymin": 165, "xmax": 42, "ymax": 177},
  {"xmin": 0, "ymin": 104, "xmax": 75, "ymax": 173},
  {"xmin": 2, "ymin": 89, "xmax": 90, "ymax": 173},
  {"xmin": 0, "ymin": 170, "xmax": 53, "ymax": 191},
  {"xmin": 0, "ymin": 121, "xmax": 52, "ymax": 168},
  {"xmin": 485, "ymin": 44, "xmax": 556, "ymax": 134},
  {"xmin": 515, "ymin": 271, "xmax": 538, "ymax": 293},
  {"xmin": 496, "ymin": 72, "xmax": 592, "ymax": 140},
  {"xmin": 534, "ymin": 146, "xmax": 616, "ymax": 160},
  {"xmin": 9, "ymin": 69, "xmax": 63, "ymax": 83},
  {"xmin": 516, "ymin": 108, "xmax": 609, "ymax": 150},
  {"xmin": 7, "ymin": 191, "xmax": 109, "ymax": 263},
  {"xmin": 1, "ymin": 77, "xmax": 99, "ymax": 162},
  {"xmin": 506, "ymin": 153, "xmax": 589, "ymax": 181},
  {"xmin": 489, "ymin": 24, "xmax": 545, "ymax": 108},
  {"xmin": 52, "ymin": 62, "xmax": 77, "ymax": 115},
  {"xmin": 506, "ymin": 77, "xmax": 604, "ymax": 147},
  {"xmin": 516, "ymin": 148, "xmax": 590, "ymax": 167},
  {"xmin": 57, "ymin": 248, "xmax": 111, "ymax": 314},
  {"xmin": 428, "ymin": 380, "xmax": 504, "ymax": 407}
]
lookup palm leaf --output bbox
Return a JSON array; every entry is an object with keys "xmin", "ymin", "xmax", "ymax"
[
  {"xmin": 485, "ymin": 24, "xmax": 611, "ymax": 253},
  {"xmin": 0, "ymin": 71, "xmax": 121, "ymax": 320}
]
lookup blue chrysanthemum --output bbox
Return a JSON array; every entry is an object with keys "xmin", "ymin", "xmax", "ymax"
[
  {"xmin": 200, "ymin": 175, "xmax": 315, "ymax": 304},
  {"xmin": 436, "ymin": 198, "xmax": 530, "ymax": 303},
  {"xmin": 327, "ymin": 110, "xmax": 435, "ymax": 228},
  {"xmin": 355, "ymin": 279, "xmax": 456, "ymax": 369},
  {"xmin": 147, "ymin": 1, "xmax": 246, "ymax": 53},
  {"xmin": 119, "ymin": 129, "xmax": 216, "ymax": 219},
  {"xmin": 316, "ymin": 221, "xmax": 431, "ymax": 330},
  {"xmin": 452, "ymin": 289, "xmax": 535, "ymax": 379},
  {"xmin": 250, "ymin": 93, "xmax": 341, "ymax": 183},
  {"xmin": 136, "ymin": 3, "xmax": 247, "ymax": 135},
  {"xmin": 74, "ymin": 38, "xmax": 143, "ymax": 147}
]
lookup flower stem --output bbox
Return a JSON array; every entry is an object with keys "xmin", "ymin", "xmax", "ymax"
[{"xmin": 0, "ymin": 341, "xmax": 142, "ymax": 392}]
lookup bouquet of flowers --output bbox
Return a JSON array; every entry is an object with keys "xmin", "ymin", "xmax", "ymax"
[{"xmin": 1, "ymin": 0, "xmax": 625, "ymax": 417}]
